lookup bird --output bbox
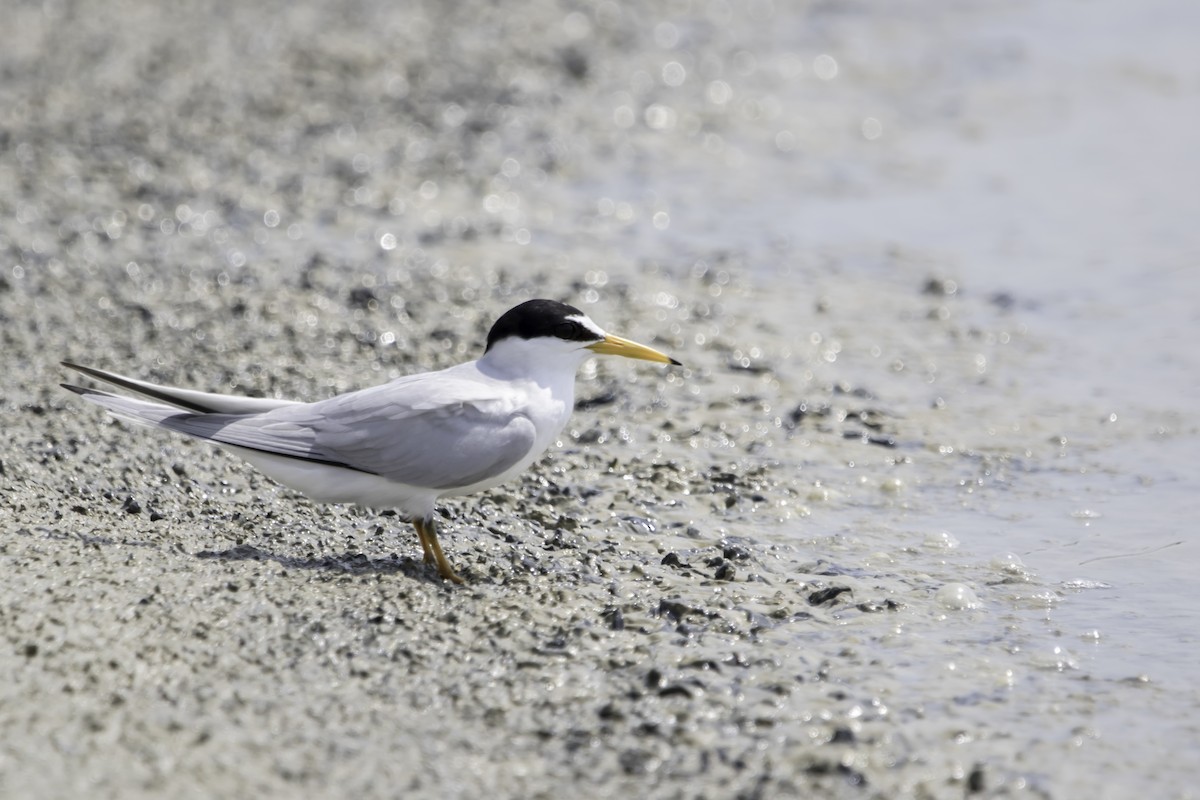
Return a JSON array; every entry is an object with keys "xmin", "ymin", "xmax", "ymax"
[{"xmin": 60, "ymin": 298, "xmax": 680, "ymax": 583}]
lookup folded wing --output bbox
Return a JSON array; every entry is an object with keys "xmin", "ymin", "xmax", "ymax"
[{"xmin": 63, "ymin": 366, "xmax": 539, "ymax": 492}]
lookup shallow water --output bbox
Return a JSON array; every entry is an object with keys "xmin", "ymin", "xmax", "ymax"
[{"xmin": 555, "ymin": 0, "xmax": 1200, "ymax": 792}]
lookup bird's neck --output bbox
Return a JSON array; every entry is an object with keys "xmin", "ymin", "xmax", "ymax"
[{"xmin": 476, "ymin": 340, "xmax": 586, "ymax": 394}]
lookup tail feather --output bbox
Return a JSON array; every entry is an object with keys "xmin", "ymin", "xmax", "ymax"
[
  {"xmin": 60, "ymin": 362, "xmax": 297, "ymax": 414},
  {"xmin": 61, "ymin": 374, "xmax": 371, "ymax": 475},
  {"xmin": 61, "ymin": 383, "xmax": 191, "ymax": 430}
]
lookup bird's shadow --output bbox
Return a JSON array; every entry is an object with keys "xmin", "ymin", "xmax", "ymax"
[
  {"xmin": 34, "ymin": 523, "xmax": 455, "ymax": 585},
  {"xmin": 194, "ymin": 542, "xmax": 443, "ymax": 583}
]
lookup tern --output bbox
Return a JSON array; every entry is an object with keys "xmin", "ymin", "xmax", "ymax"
[{"xmin": 61, "ymin": 299, "xmax": 680, "ymax": 583}]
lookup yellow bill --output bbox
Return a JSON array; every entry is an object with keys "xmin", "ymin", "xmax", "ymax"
[{"xmin": 587, "ymin": 333, "xmax": 681, "ymax": 365}]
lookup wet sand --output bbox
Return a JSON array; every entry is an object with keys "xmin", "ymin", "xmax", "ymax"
[{"xmin": 4, "ymin": 1, "xmax": 1198, "ymax": 798}]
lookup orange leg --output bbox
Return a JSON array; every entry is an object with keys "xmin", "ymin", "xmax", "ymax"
[
  {"xmin": 412, "ymin": 518, "xmax": 436, "ymax": 565},
  {"xmin": 413, "ymin": 517, "xmax": 464, "ymax": 584}
]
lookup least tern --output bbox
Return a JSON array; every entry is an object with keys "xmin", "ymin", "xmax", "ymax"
[{"xmin": 61, "ymin": 299, "xmax": 679, "ymax": 583}]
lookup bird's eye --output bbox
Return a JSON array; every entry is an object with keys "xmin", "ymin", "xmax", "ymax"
[{"xmin": 555, "ymin": 321, "xmax": 582, "ymax": 340}]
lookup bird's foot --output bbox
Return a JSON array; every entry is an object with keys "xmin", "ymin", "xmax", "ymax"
[{"xmin": 435, "ymin": 563, "xmax": 466, "ymax": 585}]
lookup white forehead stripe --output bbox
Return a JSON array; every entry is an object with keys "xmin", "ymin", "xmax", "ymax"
[{"xmin": 568, "ymin": 314, "xmax": 607, "ymax": 339}]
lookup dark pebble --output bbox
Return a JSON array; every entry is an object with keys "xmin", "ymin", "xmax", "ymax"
[
  {"xmin": 575, "ymin": 390, "xmax": 617, "ymax": 410},
  {"xmin": 830, "ymin": 726, "xmax": 856, "ymax": 744},
  {"xmin": 989, "ymin": 292, "xmax": 1016, "ymax": 310},
  {"xmin": 561, "ymin": 46, "xmax": 588, "ymax": 80},
  {"xmin": 597, "ymin": 702, "xmax": 623, "ymax": 721},
  {"xmin": 619, "ymin": 749, "xmax": 655, "ymax": 776},
  {"xmin": 601, "ymin": 606, "xmax": 625, "ymax": 631},
  {"xmin": 808, "ymin": 586, "xmax": 852, "ymax": 606},
  {"xmin": 656, "ymin": 599, "xmax": 695, "ymax": 621},
  {"xmin": 967, "ymin": 763, "xmax": 986, "ymax": 793},
  {"xmin": 347, "ymin": 287, "xmax": 377, "ymax": 309},
  {"xmin": 833, "ymin": 384, "xmax": 875, "ymax": 399},
  {"xmin": 722, "ymin": 544, "xmax": 751, "ymax": 561},
  {"xmin": 922, "ymin": 277, "xmax": 959, "ymax": 296}
]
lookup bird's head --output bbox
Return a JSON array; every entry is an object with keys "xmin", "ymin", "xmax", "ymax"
[{"xmin": 483, "ymin": 299, "xmax": 680, "ymax": 373}]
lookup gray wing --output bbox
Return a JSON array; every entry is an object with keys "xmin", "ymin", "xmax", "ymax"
[{"xmin": 158, "ymin": 377, "xmax": 539, "ymax": 491}]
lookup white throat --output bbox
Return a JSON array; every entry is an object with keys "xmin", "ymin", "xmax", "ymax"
[{"xmin": 478, "ymin": 335, "xmax": 596, "ymax": 385}]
